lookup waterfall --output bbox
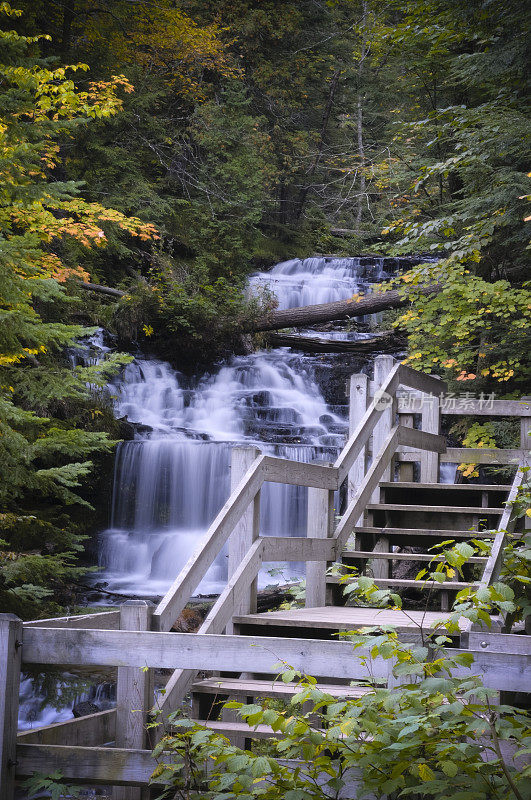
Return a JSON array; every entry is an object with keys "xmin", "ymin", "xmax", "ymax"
[{"xmin": 94, "ymin": 255, "xmax": 395, "ymax": 597}]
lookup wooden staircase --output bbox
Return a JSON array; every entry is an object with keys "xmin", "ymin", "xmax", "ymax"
[
  {"xmin": 186, "ymin": 479, "xmax": 513, "ymax": 738},
  {"xmin": 7, "ymin": 358, "xmax": 529, "ymax": 792}
]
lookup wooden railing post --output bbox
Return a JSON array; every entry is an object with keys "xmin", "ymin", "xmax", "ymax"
[
  {"xmin": 371, "ymin": 355, "xmax": 396, "ymax": 502},
  {"xmin": 0, "ymin": 614, "xmax": 22, "ymax": 800},
  {"xmin": 348, "ymin": 373, "xmax": 369, "ymax": 528},
  {"xmin": 369, "ymin": 356, "xmax": 396, "ymax": 579},
  {"xmin": 114, "ymin": 601, "xmax": 152, "ymax": 800},
  {"xmin": 227, "ymin": 446, "xmax": 261, "ymax": 630},
  {"xmin": 420, "ymin": 389, "xmax": 440, "ymax": 483},
  {"xmin": 521, "ymin": 398, "xmax": 531, "ymax": 530},
  {"xmin": 306, "ymin": 478, "xmax": 335, "ymax": 608}
]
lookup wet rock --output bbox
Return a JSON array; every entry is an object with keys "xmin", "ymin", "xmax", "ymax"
[{"xmin": 73, "ymin": 700, "xmax": 100, "ymax": 718}]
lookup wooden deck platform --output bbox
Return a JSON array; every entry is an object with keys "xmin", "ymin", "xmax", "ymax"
[{"xmin": 233, "ymin": 605, "xmax": 469, "ymax": 633}]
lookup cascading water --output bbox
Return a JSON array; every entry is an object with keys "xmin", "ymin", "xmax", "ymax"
[{"xmin": 95, "ymin": 255, "xmax": 394, "ymax": 597}]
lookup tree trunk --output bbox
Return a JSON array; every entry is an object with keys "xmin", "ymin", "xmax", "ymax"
[
  {"xmin": 250, "ymin": 284, "xmax": 439, "ymax": 332},
  {"xmin": 76, "ymin": 281, "xmax": 126, "ymax": 298},
  {"xmin": 355, "ymin": 1, "xmax": 368, "ymax": 233},
  {"xmin": 267, "ymin": 331, "xmax": 402, "ymax": 353}
]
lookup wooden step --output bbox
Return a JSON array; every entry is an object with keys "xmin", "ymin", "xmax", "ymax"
[
  {"xmin": 354, "ymin": 527, "xmax": 495, "ymax": 539},
  {"xmin": 327, "ymin": 576, "xmax": 477, "ymax": 591},
  {"xmin": 192, "ymin": 677, "xmax": 370, "ymax": 701},
  {"xmin": 233, "ymin": 606, "xmax": 470, "ymax": 634},
  {"xmin": 379, "ymin": 482, "xmax": 510, "ymax": 492},
  {"xmin": 342, "ymin": 550, "xmax": 487, "ymax": 563},
  {"xmin": 191, "ymin": 719, "xmax": 282, "ymax": 739},
  {"xmin": 366, "ymin": 504, "xmax": 504, "ymax": 515}
]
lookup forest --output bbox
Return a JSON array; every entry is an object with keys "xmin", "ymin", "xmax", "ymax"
[{"xmin": 1, "ymin": 0, "xmax": 529, "ymax": 619}]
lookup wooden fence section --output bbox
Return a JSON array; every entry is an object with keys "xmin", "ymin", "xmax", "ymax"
[{"xmin": 4, "ymin": 627, "xmax": 530, "ymax": 790}]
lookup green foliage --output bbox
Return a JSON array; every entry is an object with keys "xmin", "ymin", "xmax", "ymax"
[{"xmin": 0, "ymin": 5, "xmax": 153, "ymax": 617}]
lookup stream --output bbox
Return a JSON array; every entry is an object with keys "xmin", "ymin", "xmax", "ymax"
[{"xmin": 18, "ymin": 254, "xmax": 417, "ymax": 729}]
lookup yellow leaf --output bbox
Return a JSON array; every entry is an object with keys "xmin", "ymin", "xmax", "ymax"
[{"xmin": 418, "ymin": 763, "xmax": 435, "ymax": 781}]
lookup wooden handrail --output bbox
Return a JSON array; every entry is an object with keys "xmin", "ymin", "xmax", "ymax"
[
  {"xmin": 461, "ymin": 467, "xmax": 525, "ymax": 638},
  {"xmin": 153, "ymin": 454, "xmax": 266, "ymax": 631}
]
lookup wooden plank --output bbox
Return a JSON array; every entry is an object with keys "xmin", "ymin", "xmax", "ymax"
[
  {"xmin": 343, "ymin": 550, "xmax": 487, "ymax": 563},
  {"xmin": 348, "ymin": 373, "xmax": 369, "ymax": 521},
  {"xmin": 192, "ymin": 677, "xmax": 371, "ymax": 700},
  {"xmin": 199, "ymin": 719, "xmax": 282, "ymax": 739},
  {"xmin": 115, "ymin": 603, "xmax": 152, "ymax": 765},
  {"xmin": 354, "ymin": 527, "xmax": 496, "ymax": 539},
  {"xmin": 335, "ymin": 426, "xmax": 400, "ymax": 552},
  {"xmin": 397, "ymin": 426, "xmax": 446, "ymax": 453},
  {"xmin": 17, "ymin": 709, "xmax": 116, "ymax": 746},
  {"xmin": 327, "ymin": 576, "xmax": 476, "ymax": 591},
  {"xmin": 378, "ymin": 482, "xmax": 510, "ymax": 492},
  {"xmin": 233, "ymin": 606, "xmax": 469, "ymax": 632},
  {"xmin": 334, "ymin": 363, "xmax": 401, "ymax": 483},
  {"xmin": 152, "ymin": 455, "xmax": 265, "ymax": 632},
  {"xmin": 467, "ymin": 632, "xmax": 531, "ymax": 656},
  {"xmin": 420, "ymin": 388, "xmax": 440, "ymax": 482},
  {"xmin": 23, "ymin": 611, "xmax": 120, "ymax": 629},
  {"xmin": 159, "ymin": 539, "xmax": 265, "ymax": 713},
  {"xmin": 371, "ymin": 356, "xmax": 396, "ymax": 509},
  {"xmin": 397, "ymin": 397, "xmax": 531, "ymax": 417},
  {"xmin": 21, "ymin": 627, "xmax": 388, "ymax": 680},
  {"xmin": 228, "ymin": 447, "xmax": 261, "ymax": 627},
  {"xmin": 0, "ymin": 615, "xmax": 22, "ymax": 800},
  {"xmin": 444, "ymin": 649, "xmax": 529, "ymax": 692},
  {"xmin": 261, "ymin": 456, "xmax": 338, "ymax": 490},
  {"xmin": 15, "ymin": 743, "xmax": 155, "ymax": 785},
  {"xmin": 397, "ymin": 448, "xmax": 528, "ymax": 465},
  {"xmin": 398, "ymin": 413, "xmax": 414, "ymax": 482},
  {"xmin": 397, "ymin": 365, "xmax": 447, "ymax": 396},
  {"xmin": 306, "ymin": 484, "xmax": 335, "ymax": 607},
  {"xmin": 261, "ymin": 536, "xmax": 337, "ymax": 562},
  {"xmin": 366, "ymin": 504, "xmax": 504, "ymax": 514}
]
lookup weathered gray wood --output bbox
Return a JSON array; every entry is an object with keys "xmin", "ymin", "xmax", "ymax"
[
  {"xmin": 444, "ymin": 648, "xmax": 529, "ymax": 692},
  {"xmin": 365, "ymin": 503, "xmax": 504, "ymax": 515},
  {"xmin": 192, "ymin": 677, "xmax": 370, "ymax": 700},
  {"xmin": 397, "ymin": 425, "xmax": 446, "ymax": 453},
  {"xmin": 115, "ymin": 602, "xmax": 152, "ymax": 800},
  {"xmin": 335, "ymin": 426, "xmax": 400, "ymax": 552},
  {"xmin": 397, "ymin": 413, "xmax": 414, "ymax": 482},
  {"xmin": 17, "ymin": 709, "xmax": 116, "ymax": 746},
  {"xmin": 15, "ymin": 743, "xmax": 155, "ymax": 785},
  {"xmin": 21, "ymin": 627, "xmax": 388, "ymax": 680},
  {"xmin": 0, "ymin": 615, "xmax": 22, "ymax": 800},
  {"xmin": 378, "ymin": 482, "xmax": 510, "ymax": 492},
  {"xmin": 521, "ymin": 399, "xmax": 530, "ymax": 530},
  {"xmin": 397, "ymin": 448, "xmax": 528, "ymax": 464},
  {"xmin": 261, "ymin": 536, "xmax": 337, "ymax": 562},
  {"xmin": 467, "ymin": 632, "xmax": 531, "ymax": 656},
  {"xmin": 397, "ymin": 365, "xmax": 448, "ymax": 397},
  {"xmin": 233, "ymin": 605, "xmax": 469, "ymax": 633},
  {"xmin": 348, "ymin": 374, "xmax": 369, "ymax": 526},
  {"xmin": 23, "ymin": 610, "xmax": 120, "ymax": 629},
  {"xmin": 372, "ymin": 356, "xmax": 396, "ymax": 508},
  {"xmin": 343, "ymin": 550, "xmax": 487, "ymax": 563},
  {"xmin": 353, "ymin": 526, "xmax": 495, "ymax": 539},
  {"xmin": 262, "ymin": 455, "xmax": 338, "ymax": 490},
  {"xmin": 228, "ymin": 447, "xmax": 261, "ymax": 626},
  {"xmin": 159, "ymin": 540, "xmax": 265, "ymax": 713},
  {"xmin": 153, "ymin": 454, "xmax": 265, "ymax": 632},
  {"xmin": 327, "ymin": 576, "xmax": 476, "ymax": 591},
  {"xmin": 420, "ymin": 389, "xmax": 440, "ymax": 483},
  {"xmin": 397, "ymin": 397, "xmax": 531, "ymax": 417},
  {"xmin": 335, "ymin": 363, "xmax": 401, "ymax": 483},
  {"xmin": 305, "ymin": 484, "xmax": 335, "ymax": 607}
]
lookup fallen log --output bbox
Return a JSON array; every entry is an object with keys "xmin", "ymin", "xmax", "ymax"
[
  {"xmin": 251, "ymin": 284, "xmax": 439, "ymax": 332},
  {"xmin": 76, "ymin": 281, "xmax": 125, "ymax": 298},
  {"xmin": 268, "ymin": 331, "xmax": 403, "ymax": 353}
]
